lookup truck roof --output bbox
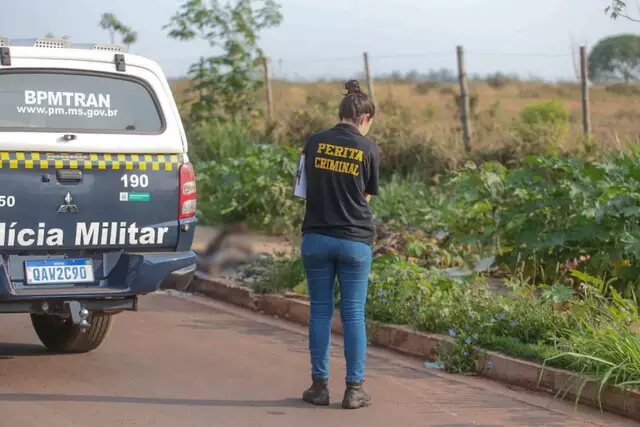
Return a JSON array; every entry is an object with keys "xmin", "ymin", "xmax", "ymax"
[
  {"xmin": 0, "ymin": 37, "xmax": 188, "ymax": 155},
  {"xmin": 0, "ymin": 37, "xmax": 164, "ymax": 77}
]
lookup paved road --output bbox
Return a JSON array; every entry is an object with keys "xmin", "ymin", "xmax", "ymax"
[{"xmin": 0, "ymin": 292, "xmax": 636, "ymax": 427}]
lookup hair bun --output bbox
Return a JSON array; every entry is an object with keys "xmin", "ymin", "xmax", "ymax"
[{"xmin": 345, "ymin": 79, "xmax": 361, "ymax": 94}]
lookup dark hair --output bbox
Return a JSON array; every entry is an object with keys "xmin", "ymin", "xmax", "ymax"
[{"xmin": 338, "ymin": 80, "xmax": 376, "ymax": 122}]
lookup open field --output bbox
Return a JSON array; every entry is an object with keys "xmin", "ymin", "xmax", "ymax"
[{"xmin": 171, "ymin": 78, "xmax": 640, "ymax": 148}]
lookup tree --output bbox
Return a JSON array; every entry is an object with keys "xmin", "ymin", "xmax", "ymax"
[
  {"xmin": 164, "ymin": 0, "xmax": 283, "ymax": 124},
  {"xmin": 588, "ymin": 34, "xmax": 640, "ymax": 83},
  {"xmin": 606, "ymin": 0, "xmax": 640, "ymax": 22},
  {"xmin": 99, "ymin": 13, "xmax": 138, "ymax": 49}
]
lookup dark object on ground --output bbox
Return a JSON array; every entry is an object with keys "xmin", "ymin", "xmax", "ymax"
[{"xmin": 195, "ymin": 222, "xmax": 254, "ymax": 276}]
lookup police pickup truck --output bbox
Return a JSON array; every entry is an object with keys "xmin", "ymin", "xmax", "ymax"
[{"xmin": 0, "ymin": 37, "xmax": 197, "ymax": 353}]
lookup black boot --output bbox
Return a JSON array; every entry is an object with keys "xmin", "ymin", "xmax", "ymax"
[
  {"xmin": 341, "ymin": 381, "xmax": 371, "ymax": 409},
  {"xmin": 302, "ymin": 377, "xmax": 330, "ymax": 406}
]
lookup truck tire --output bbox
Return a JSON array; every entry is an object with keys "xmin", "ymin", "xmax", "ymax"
[{"xmin": 30, "ymin": 312, "xmax": 114, "ymax": 354}]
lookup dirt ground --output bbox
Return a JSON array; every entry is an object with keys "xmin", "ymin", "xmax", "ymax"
[{"xmin": 192, "ymin": 225, "xmax": 294, "ymax": 256}]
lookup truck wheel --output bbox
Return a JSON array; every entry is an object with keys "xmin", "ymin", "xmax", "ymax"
[{"xmin": 30, "ymin": 312, "xmax": 114, "ymax": 354}]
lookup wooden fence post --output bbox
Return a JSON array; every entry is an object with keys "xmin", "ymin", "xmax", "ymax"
[
  {"xmin": 580, "ymin": 46, "xmax": 592, "ymax": 138},
  {"xmin": 198, "ymin": 56, "xmax": 205, "ymax": 99},
  {"xmin": 260, "ymin": 56, "xmax": 274, "ymax": 123},
  {"xmin": 363, "ymin": 52, "xmax": 375, "ymax": 104},
  {"xmin": 456, "ymin": 45, "xmax": 472, "ymax": 153}
]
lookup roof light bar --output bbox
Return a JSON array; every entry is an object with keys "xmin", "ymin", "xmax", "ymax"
[
  {"xmin": 93, "ymin": 44, "xmax": 126, "ymax": 53},
  {"xmin": 0, "ymin": 36, "xmax": 126, "ymax": 52},
  {"xmin": 34, "ymin": 37, "xmax": 70, "ymax": 49}
]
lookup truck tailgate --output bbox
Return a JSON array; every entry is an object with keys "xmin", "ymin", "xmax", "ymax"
[{"xmin": 0, "ymin": 151, "xmax": 183, "ymax": 252}]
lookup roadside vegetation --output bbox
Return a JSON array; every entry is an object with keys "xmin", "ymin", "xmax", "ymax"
[
  {"xmin": 158, "ymin": 0, "xmax": 640, "ymax": 405},
  {"xmin": 190, "ymin": 118, "xmax": 640, "ymax": 397}
]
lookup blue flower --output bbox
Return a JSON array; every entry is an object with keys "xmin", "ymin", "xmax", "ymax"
[
  {"xmin": 465, "ymin": 338, "xmax": 472, "ymax": 344},
  {"xmin": 463, "ymin": 351, "xmax": 469, "ymax": 357},
  {"xmin": 510, "ymin": 321, "xmax": 518, "ymax": 328},
  {"xmin": 382, "ymin": 297, "xmax": 388, "ymax": 304},
  {"xmin": 472, "ymin": 333, "xmax": 478, "ymax": 340},
  {"xmin": 498, "ymin": 312, "xmax": 505, "ymax": 318},
  {"xmin": 377, "ymin": 289, "xmax": 383, "ymax": 297},
  {"xmin": 488, "ymin": 360, "xmax": 493, "ymax": 369},
  {"xmin": 448, "ymin": 328, "xmax": 457, "ymax": 337}
]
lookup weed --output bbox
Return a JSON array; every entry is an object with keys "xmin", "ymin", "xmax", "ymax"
[{"xmin": 196, "ymin": 143, "xmax": 304, "ymax": 234}]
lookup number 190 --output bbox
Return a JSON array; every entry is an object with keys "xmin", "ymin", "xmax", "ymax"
[{"xmin": 121, "ymin": 174, "xmax": 149, "ymax": 188}]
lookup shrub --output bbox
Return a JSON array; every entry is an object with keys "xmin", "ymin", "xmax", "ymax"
[
  {"xmin": 253, "ymin": 250, "xmax": 306, "ymax": 294},
  {"xmin": 364, "ymin": 253, "xmax": 578, "ymax": 373},
  {"xmin": 519, "ymin": 99, "xmax": 569, "ymax": 128},
  {"xmin": 186, "ymin": 120, "xmax": 263, "ymax": 165},
  {"xmin": 414, "ymin": 81, "xmax": 439, "ymax": 95},
  {"xmin": 485, "ymin": 72, "xmax": 516, "ymax": 89},
  {"xmin": 605, "ymin": 83, "xmax": 640, "ymax": 97},
  {"xmin": 371, "ymin": 174, "xmax": 456, "ymax": 234},
  {"xmin": 544, "ymin": 280, "xmax": 640, "ymax": 396},
  {"xmin": 453, "ymin": 92, "xmax": 479, "ymax": 116},
  {"xmin": 369, "ymin": 99, "xmax": 459, "ymax": 180},
  {"xmin": 196, "ymin": 143, "xmax": 304, "ymax": 234},
  {"xmin": 441, "ymin": 152, "xmax": 640, "ymax": 296},
  {"xmin": 279, "ymin": 101, "xmax": 335, "ymax": 147},
  {"xmin": 366, "ymin": 255, "xmax": 457, "ymax": 325},
  {"xmin": 510, "ymin": 100, "xmax": 570, "ymax": 155},
  {"xmin": 423, "ymin": 104, "xmax": 437, "ymax": 120}
]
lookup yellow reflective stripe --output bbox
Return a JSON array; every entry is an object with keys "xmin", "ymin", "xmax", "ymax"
[{"xmin": 0, "ymin": 152, "xmax": 184, "ymax": 170}]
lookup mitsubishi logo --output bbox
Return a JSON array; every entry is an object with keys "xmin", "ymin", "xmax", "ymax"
[{"xmin": 58, "ymin": 192, "xmax": 79, "ymax": 213}]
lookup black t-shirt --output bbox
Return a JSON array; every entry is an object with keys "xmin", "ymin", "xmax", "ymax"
[{"xmin": 301, "ymin": 123, "xmax": 380, "ymax": 245}]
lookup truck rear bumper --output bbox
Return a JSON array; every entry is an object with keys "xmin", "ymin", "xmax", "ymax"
[
  {"xmin": 0, "ymin": 296, "xmax": 138, "ymax": 314},
  {"xmin": 0, "ymin": 250, "xmax": 196, "ymax": 305},
  {"xmin": 159, "ymin": 262, "xmax": 196, "ymax": 291}
]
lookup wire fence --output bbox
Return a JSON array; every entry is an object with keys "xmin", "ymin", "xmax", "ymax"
[
  {"xmin": 158, "ymin": 48, "xmax": 580, "ymax": 83},
  {"xmin": 161, "ymin": 45, "xmax": 640, "ymax": 148},
  {"xmin": 262, "ymin": 46, "xmax": 592, "ymax": 151}
]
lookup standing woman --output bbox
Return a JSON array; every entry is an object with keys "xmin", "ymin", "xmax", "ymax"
[{"xmin": 299, "ymin": 80, "xmax": 379, "ymax": 410}]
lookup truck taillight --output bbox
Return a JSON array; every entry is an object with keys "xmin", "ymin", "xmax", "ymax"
[{"xmin": 179, "ymin": 162, "xmax": 197, "ymax": 219}]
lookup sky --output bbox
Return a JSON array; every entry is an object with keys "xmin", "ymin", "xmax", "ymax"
[{"xmin": 2, "ymin": 0, "xmax": 640, "ymax": 82}]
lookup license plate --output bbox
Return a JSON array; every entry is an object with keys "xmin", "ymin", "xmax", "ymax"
[{"xmin": 24, "ymin": 259, "xmax": 94, "ymax": 285}]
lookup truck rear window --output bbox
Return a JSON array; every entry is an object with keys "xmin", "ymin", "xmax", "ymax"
[{"xmin": 0, "ymin": 71, "xmax": 164, "ymax": 133}]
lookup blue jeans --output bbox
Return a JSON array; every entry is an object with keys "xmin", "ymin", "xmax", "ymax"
[{"xmin": 301, "ymin": 233, "xmax": 372, "ymax": 384}]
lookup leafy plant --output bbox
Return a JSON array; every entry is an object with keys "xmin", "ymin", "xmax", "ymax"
[
  {"xmin": 441, "ymin": 150, "xmax": 640, "ymax": 296},
  {"xmin": 366, "ymin": 254, "xmax": 438, "ymax": 325},
  {"xmin": 510, "ymin": 100, "xmax": 569, "ymax": 155},
  {"xmin": 253, "ymin": 250, "xmax": 305, "ymax": 294},
  {"xmin": 187, "ymin": 120, "xmax": 262, "ymax": 165},
  {"xmin": 543, "ymin": 290, "xmax": 640, "ymax": 405},
  {"xmin": 542, "ymin": 284, "xmax": 574, "ymax": 303},
  {"xmin": 196, "ymin": 143, "xmax": 304, "ymax": 233},
  {"xmin": 99, "ymin": 12, "xmax": 138, "ymax": 48},
  {"xmin": 371, "ymin": 174, "xmax": 446, "ymax": 232},
  {"xmin": 165, "ymin": 0, "xmax": 283, "ymax": 124},
  {"xmin": 606, "ymin": 0, "xmax": 632, "ymax": 20}
]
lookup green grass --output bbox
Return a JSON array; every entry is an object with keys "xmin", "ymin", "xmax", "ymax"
[{"xmin": 252, "ymin": 250, "xmax": 306, "ymax": 294}]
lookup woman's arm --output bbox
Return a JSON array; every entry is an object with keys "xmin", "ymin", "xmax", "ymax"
[{"xmin": 364, "ymin": 145, "xmax": 380, "ymax": 203}]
